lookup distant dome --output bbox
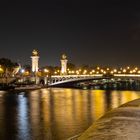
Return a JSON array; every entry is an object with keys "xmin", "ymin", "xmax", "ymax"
[{"xmin": 32, "ymin": 50, "xmax": 38, "ymax": 56}]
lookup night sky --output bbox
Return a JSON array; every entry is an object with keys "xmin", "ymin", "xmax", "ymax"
[{"xmin": 0, "ymin": 0, "xmax": 140, "ymax": 67}]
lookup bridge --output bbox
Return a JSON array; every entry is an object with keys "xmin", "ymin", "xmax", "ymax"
[
  {"xmin": 1, "ymin": 74, "xmax": 140, "ymax": 88},
  {"xmin": 47, "ymin": 74, "xmax": 140, "ymax": 87},
  {"xmin": 49, "ymin": 74, "xmax": 104, "ymax": 87}
]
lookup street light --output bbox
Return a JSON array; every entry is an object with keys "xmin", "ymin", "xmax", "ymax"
[
  {"xmin": 44, "ymin": 68, "xmax": 49, "ymax": 73},
  {"xmin": 0, "ymin": 66, "xmax": 4, "ymax": 73},
  {"xmin": 20, "ymin": 69, "xmax": 25, "ymax": 74},
  {"xmin": 123, "ymin": 69, "xmax": 126, "ymax": 73}
]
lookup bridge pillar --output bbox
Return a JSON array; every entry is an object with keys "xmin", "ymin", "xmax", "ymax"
[
  {"xmin": 44, "ymin": 77, "xmax": 48, "ymax": 85},
  {"xmin": 35, "ymin": 76, "xmax": 40, "ymax": 84},
  {"xmin": 60, "ymin": 54, "xmax": 68, "ymax": 75},
  {"xmin": 31, "ymin": 49, "xmax": 39, "ymax": 73}
]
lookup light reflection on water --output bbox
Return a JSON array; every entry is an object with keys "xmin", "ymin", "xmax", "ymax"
[
  {"xmin": 17, "ymin": 94, "xmax": 30, "ymax": 140},
  {"xmin": 0, "ymin": 89, "xmax": 139, "ymax": 140}
]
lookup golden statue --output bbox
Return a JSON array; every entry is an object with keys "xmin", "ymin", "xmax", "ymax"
[
  {"xmin": 62, "ymin": 54, "xmax": 67, "ymax": 59},
  {"xmin": 32, "ymin": 49, "xmax": 38, "ymax": 56}
]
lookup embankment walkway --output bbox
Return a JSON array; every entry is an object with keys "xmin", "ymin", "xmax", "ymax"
[{"xmin": 78, "ymin": 98, "xmax": 140, "ymax": 140}]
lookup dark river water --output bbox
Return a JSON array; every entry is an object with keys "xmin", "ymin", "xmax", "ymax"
[{"xmin": 0, "ymin": 88, "xmax": 140, "ymax": 140}]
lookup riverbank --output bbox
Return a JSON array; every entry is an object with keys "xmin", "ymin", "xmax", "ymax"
[{"xmin": 78, "ymin": 98, "xmax": 140, "ymax": 140}]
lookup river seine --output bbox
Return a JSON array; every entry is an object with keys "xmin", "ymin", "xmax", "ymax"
[{"xmin": 0, "ymin": 88, "xmax": 140, "ymax": 140}]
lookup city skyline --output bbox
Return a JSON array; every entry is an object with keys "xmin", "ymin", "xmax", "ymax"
[{"xmin": 0, "ymin": 0, "xmax": 140, "ymax": 66}]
